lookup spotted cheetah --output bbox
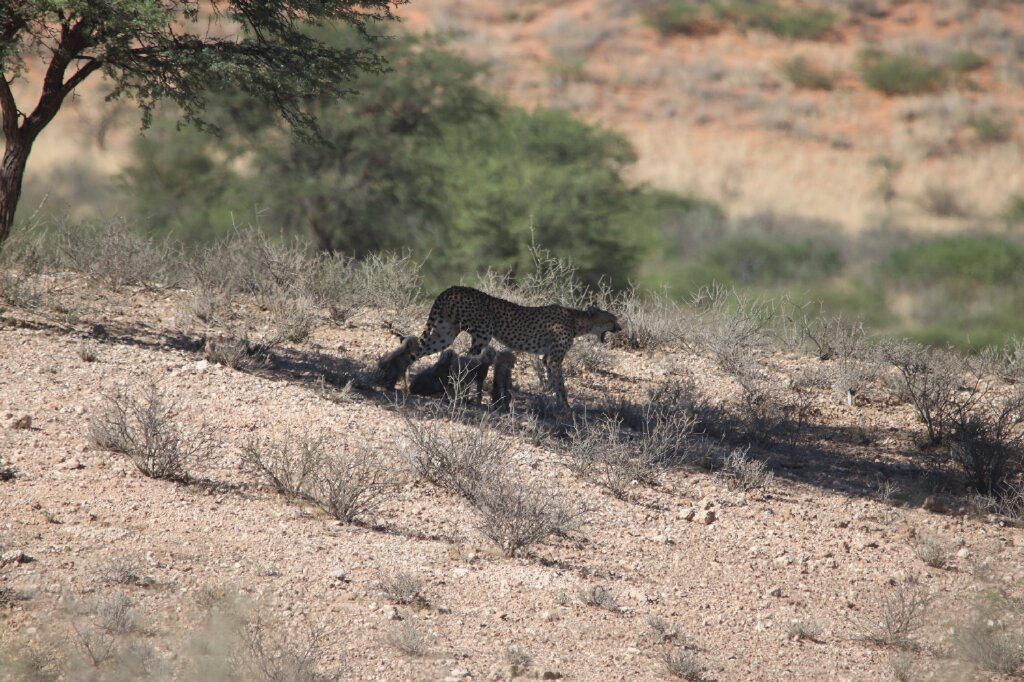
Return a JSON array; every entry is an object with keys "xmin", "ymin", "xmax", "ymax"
[{"xmin": 412, "ymin": 286, "xmax": 621, "ymax": 405}]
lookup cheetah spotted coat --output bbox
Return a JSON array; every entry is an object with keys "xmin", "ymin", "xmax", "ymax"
[{"xmin": 413, "ymin": 286, "xmax": 621, "ymax": 404}]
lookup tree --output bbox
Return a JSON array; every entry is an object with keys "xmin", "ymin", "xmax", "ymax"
[{"xmin": 0, "ymin": 1, "xmax": 399, "ymax": 246}]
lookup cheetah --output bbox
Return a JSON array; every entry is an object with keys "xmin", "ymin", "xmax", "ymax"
[
  {"xmin": 410, "ymin": 346, "xmax": 496, "ymax": 403},
  {"xmin": 412, "ymin": 286, "xmax": 621, "ymax": 405}
]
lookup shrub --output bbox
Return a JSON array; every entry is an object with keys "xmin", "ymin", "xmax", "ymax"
[
  {"xmin": 661, "ymin": 647, "xmax": 706, "ymax": 680},
  {"xmin": 882, "ymin": 342, "xmax": 980, "ymax": 445},
  {"xmin": 613, "ymin": 287, "xmax": 689, "ymax": 350},
  {"xmin": 859, "ymin": 49, "xmax": 946, "ymax": 96},
  {"xmin": 400, "ymin": 402, "xmax": 513, "ymax": 499},
  {"xmin": 643, "ymin": 0, "xmax": 721, "ymax": 36},
  {"xmin": 505, "ymin": 644, "xmax": 533, "ymax": 678},
  {"xmin": 471, "ymin": 474, "xmax": 588, "ymax": 557},
  {"xmin": 786, "ymin": 620, "xmax": 822, "ymax": 642},
  {"xmin": 384, "ymin": 622, "xmax": 431, "ymax": 658},
  {"xmin": 242, "ymin": 433, "xmax": 327, "ymax": 499},
  {"xmin": 967, "ymin": 112, "xmax": 1013, "ymax": 144},
  {"xmin": 701, "ymin": 234, "xmax": 842, "ymax": 285},
  {"xmin": 89, "ymin": 384, "xmax": 210, "ymax": 481},
  {"xmin": 579, "ymin": 585, "xmax": 619, "ymax": 611},
  {"xmin": 56, "ymin": 218, "xmax": 178, "ymax": 289},
  {"xmin": 718, "ymin": 447, "xmax": 773, "ymax": 491},
  {"xmin": 853, "ymin": 581, "xmax": 934, "ymax": 649},
  {"xmin": 377, "ymin": 571, "xmax": 428, "ymax": 608},
  {"xmin": 309, "ymin": 447, "xmax": 392, "ymax": 524},
  {"xmin": 913, "ymin": 532, "xmax": 955, "ymax": 569},
  {"xmin": 729, "ymin": 2, "xmax": 837, "ymax": 40},
  {"xmin": 948, "ymin": 391, "xmax": 1024, "ymax": 495},
  {"xmin": 952, "ymin": 589, "xmax": 1024, "ymax": 675},
  {"xmin": 921, "ymin": 184, "xmax": 970, "ymax": 218},
  {"xmin": 882, "ymin": 235, "xmax": 1024, "ymax": 289},
  {"xmin": 689, "ymin": 284, "xmax": 775, "ymax": 375},
  {"xmin": 948, "ymin": 50, "xmax": 988, "ymax": 73},
  {"xmin": 782, "ymin": 56, "xmax": 836, "ymax": 90},
  {"xmin": 1004, "ymin": 195, "xmax": 1024, "ymax": 227}
]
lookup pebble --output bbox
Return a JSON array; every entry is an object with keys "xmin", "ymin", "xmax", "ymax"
[
  {"xmin": 382, "ymin": 605, "xmax": 401, "ymax": 621},
  {"xmin": 768, "ymin": 586, "xmax": 783, "ymax": 597},
  {"xmin": 330, "ymin": 569, "xmax": 347, "ymax": 581},
  {"xmin": 697, "ymin": 509, "xmax": 716, "ymax": 525},
  {"xmin": 1, "ymin": 550, "xmax": 34, "ymax": 565},
  {"xmin": 59, "ymin": 458, "xmax": 84, "ymax": 471},
  {"xmin": 541, "ymin": 672, "xmax": 564, "ymax": 680},
  {"xmin": 679, "ymin": 507, "xmax": 696, "ymax": 522}
]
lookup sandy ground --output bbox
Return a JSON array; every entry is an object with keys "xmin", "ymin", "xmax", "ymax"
[{"xmin": 1, "ymin": 279, "xmax": 1022, "ymax": 680}]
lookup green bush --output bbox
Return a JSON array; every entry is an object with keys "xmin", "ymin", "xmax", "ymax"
[
  {"xmin": 704, "ymin": 234, "xmax": 841, "ymax": 285},
  {"xmin": 123, "ymin": 31, "xmax": 693, "ymax": 289},
  {"xmin": 782, "ymin": 56, "xmax": 836, "ymax": 90},
  {"xmin": 948, "ymin": 50, "xmax": 988, "ymax": 73},
  {"xmin": 967, "ymin": 112, "xmax": 1013, "ymax": 143},
  {"xmin": 728, "ymin": 2, "xmax": 837, "ymax": 40},
  {"xmin": 859, "ymin": 49, "xmax": 946, "ymax": 95},
  {"xmin": 882, "ymin": 235, "xmax": 1024, "ymax": 288},
  {"xmin": 644, "ymin": 0, "xmax": 721, "ymax": 36},
  {"xmin": 1005, "ymin": 195, "xmax": 1024, "ymax": 227}
]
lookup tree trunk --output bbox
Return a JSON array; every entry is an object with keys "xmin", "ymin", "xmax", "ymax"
[{"xmin": 0, "ymin": 135, "xmax": 31, "ymax": 246}]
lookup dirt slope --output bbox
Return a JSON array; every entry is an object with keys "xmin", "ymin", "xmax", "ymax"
[{"xmin": 1, "ymin": 278, "xmax": 1022, "ymax": 680}]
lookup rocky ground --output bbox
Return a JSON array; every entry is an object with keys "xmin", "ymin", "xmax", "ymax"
[{"xmin": 1, "ymin": 276, "xmax": 1023, "ymax": 681}]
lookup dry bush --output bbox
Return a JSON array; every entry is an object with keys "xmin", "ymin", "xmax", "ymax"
[
  {"xmin": 505, "ymin": 644, "xmax": 533, "ymax": 678},
  {"xmin": 612, "ymin": 287, "xmax": 688, "ymax": 350},
  {"xmin": 948, "ymin": 390, "xmax": 1024, "ymax": 496},
  {"xmin": 400, "ymin": 402, "xmax": 513, "ymax": 499},
  {"xmin": 308, "ymin": 447, "xmax": 392, "ymax": 524},
  {"xmin": 882, "ymin": 341, "xmax": 980, "ymax": 445},
  {"xmin": 563, "ymin": 337, "xmax": 612, "ymax": 377},
  {"xmin": 60, "ymin": 592, "xmax": 154, "ymax": 674},
  {"xmin": 104, "ymin": 557, "xmax": 142, "ymax": 586},
  {"xmin": 853, "ymin": 581, "xmax": 934, "ymax": 649},
  {"xmin": 377, "ymin": 571, "xmax": 428, "ymax": 608},
  {"xmin": 204, "ymin": 336, "xmax": 275, "ymax": 371},
  {"xmin": 645, "ymin": 616, "xmax": 680, "ymax": 643},
  {"xmin": 77, "ymin": 342, "xmax": 99, "ymax": 363},
  {"xmin": 922, "ymin": 184, "xmax": 970, "ymax": 218},
  {"xmin": 951, "ymin": 589, "xmax": 1024, "ymax": 675},
  {"xmin": 579, "ymin": 585, "xmax": 619, "ymax": 612},
  {"xmin": 0, "ymin": 268, "xmax": 45, "ymax": 309},
  {"xmin": 383, "ymin": 622, "xmax": 431, "ymax": 658},
  {"xmin": 786, "ymin": 620, "xmax": 822, "ymax": 642},
  {"xmin": 471, "ymin": 473, "xmax": 588, "ymax": 557},
  {"xmin": 661, "ymin": 647, "xmax": 705, "ymax": 680},
  {"xmin": 242, "ymin": 433, "xmax": 327, "ymax": 499},
  {"xmin": 688, "ymin": 285, "xmax": 776, "ymax": 383},
  {"xmin": 976, "ymin": 338, "xmax": 1024, "ymax": 385},
  {"xmin": 718, "ymin": 448, "xmax": 773, "ymax": 492},
  {"xmin": 89, "ymin": 384, "xmax": 210, "ymax": 481},
  {"xmin": 888, "ymin": 653, "xmax": 917, "ymax": 682},
  {"xmin": 912, "ymin": 532, "xmax": 955, "ymax": 569},
  {"xmin": 565, "ymin": 416, "xmax": 659, "ymax": 498},
  {"xmin": 57, "ymin": 218, "xmax": 178, "ymax": 290},
  {"xmin": 267, "ymin": 291, "xmax": 318, "ymax": 344},
  {"xmin": 476, "ymin": 242, "xmax": 599, "ymax": 311}
]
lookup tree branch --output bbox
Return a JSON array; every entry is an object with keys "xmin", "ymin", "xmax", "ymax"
[
  {"xmin": 22, "ymin": 19, "xmax": 91, "ymax": 138},
  {"xmin": 62, "ymin": 59, "xmax": 102, "ymax": 97},
  {"xmin": 0, "ymin": 77, "xmax": 18, "ymax": 141}
]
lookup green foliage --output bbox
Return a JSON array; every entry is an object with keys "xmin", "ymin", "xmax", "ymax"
[
  {"xmin": 948, "ymin": 50, "xmax": 989, "ymax": 73},
  {"xmin": 0, "ymin": 1, "xmax": 397, "ymax": 132},
  {"xmin": 967, "ymin": 112, "xmax": 1014, "ymax": 144},
  {"xmin": 882, "ymin": 235, "xmax": 1024, "ymax": 289},
  {"xmin": 859, "ymin": 49, "xmax": 947, "ymax": 95},
  {"xmin": 124, "ymin": 32, "xmax": 693, "ymax": 289},
  {"xmin": 782, "ymin": 56, "xmax": 836, "ymax": 90},
  {"xmin": 1005, "ymin": 195, "xmax": 1024, "ymax": 227},
  {"xmin": 702, "ymin": 234, "xmax": 842, "ymax": 285},
  {"xmin": 726, "ymin": 2, "xmax": 837, "ymax": 40},
  {"xmin": 643, "ymin": 0, "xmax": 721, "ymax": 36}
]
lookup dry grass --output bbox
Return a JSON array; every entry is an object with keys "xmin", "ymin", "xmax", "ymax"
[
  {"xmin": 377, "ymin": 571, "xmax": 429, "ymax": 608},
  {"xmin": 383, "ymin": 622, "xmax": 431, "ymax": 658},
  {"xmin": 718, "ymin": 448, "xmax": 773, "ymax": 492},
  {"xmin": 661, "ymin": 646, "xmax": 706, "ymax": 680},
  {"xmin": 579, "ymin": 585, "xmax": 619, "ymax": 612},
  {"xmin": 852, "ymin": 581, "xmax": 934, "ymax": 650}
]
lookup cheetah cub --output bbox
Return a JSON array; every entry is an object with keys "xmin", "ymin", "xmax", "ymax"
[{"xmin": 412, "ymin": 286, "xmax": 621, "ymax": 405}]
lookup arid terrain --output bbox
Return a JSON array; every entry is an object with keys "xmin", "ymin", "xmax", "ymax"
[{"xmin": 2, "ymin": 235, "xmax": 1023, "ymax": 680}]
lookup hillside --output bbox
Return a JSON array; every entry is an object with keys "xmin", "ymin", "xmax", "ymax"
[
  {"xmin": 2, "ymin": 233, "xmax": 1023, "ymax": 680},
  {"xmin": 16, "ymin": 1, "xmax": 1024, "ymax": 235}
]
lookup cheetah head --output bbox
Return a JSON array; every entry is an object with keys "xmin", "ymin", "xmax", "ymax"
[{"xmin": 583, "ymin": 305, "xmax": 622, "ymax": 343}]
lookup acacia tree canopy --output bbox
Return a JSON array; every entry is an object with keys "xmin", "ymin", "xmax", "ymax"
[{"xmin": 0, "ymin": 0, "xmax": 401, "ymax": 245}]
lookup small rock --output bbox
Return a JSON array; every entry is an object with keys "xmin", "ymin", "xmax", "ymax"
[
  {"xmin": 90, "ymin": 324, "xmax": 108, "ymax": 339},
  {"xmin": 330, "ymin": 569, "xmax": 347, "ymax": 581},
  {"xmin": 679, "ymin": 507, "xmax": 696, "ymax": 522},
  {"xmin": 382, "ymin": 606, "xmax": 401, "ymax": 621},
  {"xmin": 59, "ymin": 458, "xmax": 83, "ymax": 471},
  {"xmin": 539, "ymin": 610, "xmax": 556, "ymax": 622},
  {"xmin": 452, "ymin": 567, "xmax": 470, "ymax": 578},
  {"xmin": 696, "ymin": 509, "xmax": 716, "ymax": 525},
  {"xmin": 768, "ymin": 586, "xmax": 783, "ymax": 598},
  {"xmin": 8, "ymin": 414, "xmax": 31, "ymax": 430},
  {"xmin": 956, "ymin": 547, "xmax": 971, "ymax": 560},
  {"xmin": 195, "ymin": 360, "xmax": 210, "ymax": 373},
  {"xmin": 541, "ymin": 672, "xmax": 564, "ymax": 680},
  {"xmin": 1, "ymin": 550, "xmax": 34, "ymax": 565}
]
